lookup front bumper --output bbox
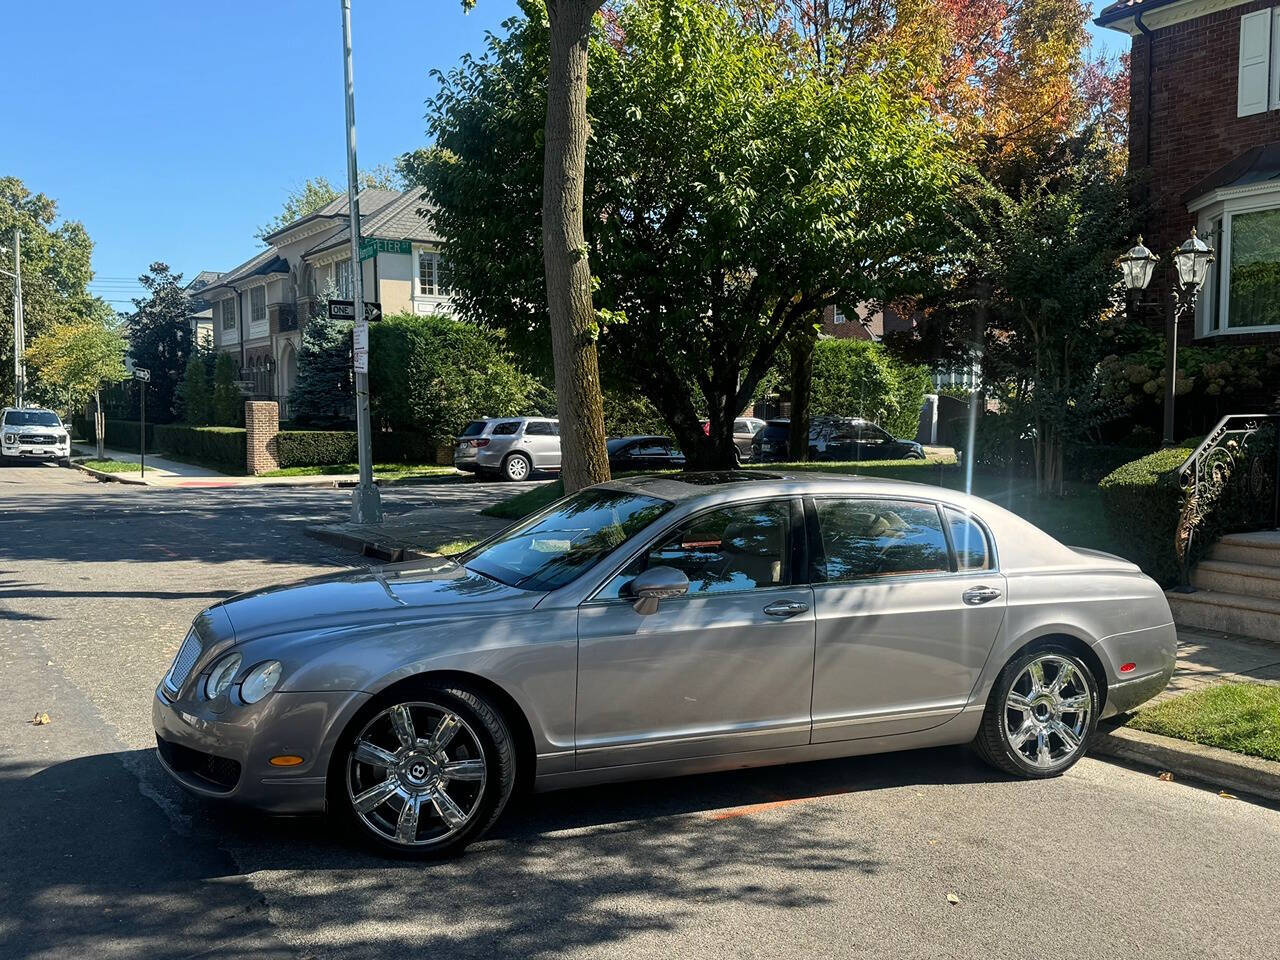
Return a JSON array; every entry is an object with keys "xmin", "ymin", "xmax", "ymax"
[
  {"xmin": 2, "ymin": 442, "xmax": 69, "ymax": 459},
  {"xmin": 152, "ymin": 686, "xmax": 370, "ymax": 813}
]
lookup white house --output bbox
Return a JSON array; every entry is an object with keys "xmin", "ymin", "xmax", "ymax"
[{"xmin": 198, "ymin": 187, "xmax": 454, "ymax": 418}]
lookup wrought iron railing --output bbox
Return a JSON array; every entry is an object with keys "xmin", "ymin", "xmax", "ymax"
[{"xmin": 1174, "ymin": 413, "xmax": 1280, "ymax": 590}]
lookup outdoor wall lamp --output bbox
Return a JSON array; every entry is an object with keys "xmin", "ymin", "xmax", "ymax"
[{"xmin": 1118, "ymin": 228, "xmax": 1214, "ymax": 447}]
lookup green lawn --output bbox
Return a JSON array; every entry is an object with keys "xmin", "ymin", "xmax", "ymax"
[
  {"xmin": 479, "ymin": 459, "xmax": 1119, "ymax": 555},
  {"xmin": 1128, "ymin": 683, "xmax": 1280, "ymax": 762},
  {"xmin": 261, "ymin": 463, "xmax": 459, "ymax": 482},
  {"xmin": 81, "ymin": 459, "xmax": 142, "ymax": 473},
  {"xmin": 435, "ymin": 537, "xmax": 481, "ymax": 555}
]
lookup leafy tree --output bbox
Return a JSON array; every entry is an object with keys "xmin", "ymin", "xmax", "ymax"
[
  {"xmin": 458, "ymin": 0, "xmax": 612, "ymax": 491},
  {"xmin": 290, "ymin": 288, "xmax": 355, "ymax": 427},
  {"xmin": 124, "ymin": 263, "xmax": 192, "ymax": 423},
  {"xmin": 369, "ymin": 313, "xmax": 546, "ymax": 445},
  {"xmin": 178, "ymin": 349, "xmax": 214, "ymax": 425},
  {"xmin": 423, "ymin": 0, "xmax": 957, "ymax": 468},
  {"xmin": 809, "ymin": 338, "xmax": 932, "ymax": 439},
  {"xmin": 256, "ymin": 167, "xmax": 404, "ymax": 242},
  {"xmin": 0, "ymin": 177, "xmax": 105, "ymax": 405},
  {"xmin": 211, "ymin": 352, "xmax": 244, "ymax": 427},
  {"xmin": 24, "ymin": 317, "xmax": 128, "ymax": 459}
]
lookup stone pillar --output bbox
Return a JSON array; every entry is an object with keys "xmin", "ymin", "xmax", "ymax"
[{"xmin": 245, "ymin": 400, "xmax": 280, "ymax": 476}]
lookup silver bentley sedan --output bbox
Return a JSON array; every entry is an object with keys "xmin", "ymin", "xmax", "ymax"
[{"xmin": 153, "ymin": 471, "xmax": 1176, "ymax": 857}]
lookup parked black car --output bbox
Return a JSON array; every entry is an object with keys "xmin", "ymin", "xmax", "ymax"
[
  {"xmin": 607, "ymin": 436, "xmax": 686, "ymax": 472},
  {"xmin": 753, "ymin": 417, "xmax": 924, "ymax": 463}
]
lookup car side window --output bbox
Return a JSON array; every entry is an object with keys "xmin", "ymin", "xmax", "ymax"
[
  {"xmin": 525, "ymin": 422, "xmax": 554, "ymax": 436},
  {"xmin": 492, "ymin": 421, "xmax": 521, "ymax": 436},
  {"xmin": 598, "ymin": 501, "xmax": 792, "ymax": 600},
  {"xmin": 814, "ymin": 499, "xmax": 950, "ymax": 582},
  {"xmin": 945, "ymin": 508, "xmax": 991, "ymax": 571}
]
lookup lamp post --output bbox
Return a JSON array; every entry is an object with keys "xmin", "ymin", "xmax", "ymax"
[
  {"xmin": 1119, "ymin": 229, "xmax": 1214, "ymax": 447},
  {"xmin": 0, "ymin": 228, "xmax": 25, "ymax": 408}
]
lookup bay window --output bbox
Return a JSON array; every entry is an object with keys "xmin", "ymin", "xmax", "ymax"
[
  {"xmin": 1198, "ymin": 197, "xmax": 1280, "ymax": 336},
  {"xmin": 417, "ymin": 250, "xmax": 451, "ymax": 297}
]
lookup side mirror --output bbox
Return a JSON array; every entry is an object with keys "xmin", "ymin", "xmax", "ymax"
[{"xmin": 627, "ymin": 565, "xmax": 689, "ymax": 615}]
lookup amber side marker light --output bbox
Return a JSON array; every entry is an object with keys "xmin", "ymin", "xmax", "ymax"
[
  {"xmin": 1120, "ymin": 662, "xmax": 1137, "ymax": 673},
  {"xmin": 269, "ymin": 755, "xmax": 305, "ymax": 767}
]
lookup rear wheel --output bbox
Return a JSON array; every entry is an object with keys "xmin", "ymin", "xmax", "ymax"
[
  {"xmin": 335, "ymin": 684, "xmax": 516, "ymax": 858},
  {"xmin": 974, "ymin": 645, "xmax": 1098, "ymax": 778},
  {"xmin": 502, "ymin": 453, "xmax": 531, "ymax": 482}
]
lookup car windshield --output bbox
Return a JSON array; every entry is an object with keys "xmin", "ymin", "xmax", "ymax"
[
  {"xmin": 464, "ymin": 488, "xmax": 673, "ymax": 591},
  {"xmin": 4, "ymin": 410, "xmax": 61, "ymax": 427}
]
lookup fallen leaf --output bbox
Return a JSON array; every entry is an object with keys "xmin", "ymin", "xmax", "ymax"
[
  {"xmin": 946, "ymin": 893, "xmax": 960, "ymax": 905},
  {"xmin": 29, "ymin": 712, "xmax": 50, "ymax": 726},
  {"xmin": 1157, "ymin": 771, "xmax": 1173, "ymax": 782},
  {"xmin": 928, "ymin": 839, "xmax": 939, "ymax": 845},
  {"xmin": 1218, "ymin": 790, "xmax": 1237, "ymax": 800}
]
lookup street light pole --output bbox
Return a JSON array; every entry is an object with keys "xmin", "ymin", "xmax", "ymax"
[
  {"xmin": 340, "ymin": 0, "xmax": 381, "ymax": 524},
  {"xmin": 10, "ymin": 227, "xmax": 24, "ymax": 408}
]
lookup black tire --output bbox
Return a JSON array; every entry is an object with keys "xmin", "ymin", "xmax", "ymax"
[
  {"xmin": 331, "ymin": 682, "xmax": 517, "ymax": 859},
  {"xmin": 501, "ymin": 453, "xmax": 532, "ymax": 482},
  {"xmin": 973, "ymin": 643, "xmax": 1099, "ymax": 779}
]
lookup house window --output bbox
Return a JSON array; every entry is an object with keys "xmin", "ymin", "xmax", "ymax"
[
  {"xmin": 335, "ymin": 259, "xmax": 353, "ymax": 299},
  {"xmin": 1228, "ymin": 208, "xmax": 1280, "ymax": 328},
  {"xmin": 220, "ymin": 299, "xmax": 236, "ymax": 331},
  {"xmin": 833, "ymin": 306, "xmax": 846, "ymax": 325},
  {"xmin": 251, "ymin": 286, "xmax": 266, "ymax": 325},
  {"xmin": 418, "ymin": 251, "xmax": 452, "ymax": 297}
]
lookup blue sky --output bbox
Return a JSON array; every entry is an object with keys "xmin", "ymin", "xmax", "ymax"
[{"xmin": 4, "ymin": 1, "xmax": 1122, "ymax": 310}]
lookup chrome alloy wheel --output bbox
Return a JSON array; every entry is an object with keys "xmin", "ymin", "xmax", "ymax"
[
  {"xmin": 505, "ymin": 455, "xmax": 530, "ymax": 481},
  {"xmin": 346, "ymin": 701, "xmax": 488, "ymax": 848},
  {"xmin": 1002, "ymin": 655, "xmax": 1092, "ymax": 769}
]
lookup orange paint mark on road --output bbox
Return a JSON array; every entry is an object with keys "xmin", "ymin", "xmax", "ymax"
[
  {"xmin": 175, "ymin": 481, "xmax": 236, "ymax": 488},
  {"xmin": 708, "ymin": 797, "xmax": 808, "ymax": 820}
]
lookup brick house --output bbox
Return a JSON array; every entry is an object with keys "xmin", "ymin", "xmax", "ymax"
[
  {"xmin": 196, "ymin": 188, "xmax": 452, "ymax": 418},
  {"xmin": 1097, "ymin": 0, "xmax": 1280, "ymax": 345}
]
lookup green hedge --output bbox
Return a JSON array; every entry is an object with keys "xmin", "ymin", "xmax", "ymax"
[
  {"xmin": 77, "ymin": 418, "xmax": 156, "ymax": 452},
  {"xmin": 153, "ymin": 425, "xmax": 247, "ymax": 473},
  {"xmin": 1098, "ymin": 445, "xmax": 1195, "ymax": 585},
  {"xmin": 275, "ymin": 429, "xmax": 440, "ymax": 468}
]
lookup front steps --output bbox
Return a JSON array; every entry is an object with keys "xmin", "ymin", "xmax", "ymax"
[{"xmin": 1168, "ymin": 532, "xmax": 1280, "ymax": 643}]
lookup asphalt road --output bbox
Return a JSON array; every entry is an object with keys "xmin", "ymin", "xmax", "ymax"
[{"xmin": 2, "ymin": 460, "xmax": 1279, "ymax": 960}]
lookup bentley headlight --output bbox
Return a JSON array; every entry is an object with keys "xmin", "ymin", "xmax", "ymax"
[
  {"xmin": 205, "ymin": 653, "xmax": 242, "ymax": 700},
  {"xmin": 240, "ymin": 661, "xmax": 282, "ymax": 704}
]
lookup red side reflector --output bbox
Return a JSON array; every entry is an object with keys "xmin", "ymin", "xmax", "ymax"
[{"xmin": 1120, "ymin": 662, "xmax": 1136, "ymax": 673}]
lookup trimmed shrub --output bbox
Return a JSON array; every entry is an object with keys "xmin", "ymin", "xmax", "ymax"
[
  {"xmin": 1098, "ymin": 445, "xmax": 1195, "ymax": 585},
  {"xmin": 153, "ymin": 424, "xmax": 247, "ymax": 472},
  {"xmin": 78, "ymin": 417, "xmax": 156, "ymax": 452},
  {"xmin": 277, "ymin": 431, "xmax": 359, "ymax": 468}
]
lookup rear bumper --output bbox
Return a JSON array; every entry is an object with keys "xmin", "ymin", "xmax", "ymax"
[
  {"xmin": 1097, "ymin": 621, "xmax": 1178, "ymax": 718},
  {"xmin": 152, "ymin": 686, "xmax": 370, "ymax": 813}
]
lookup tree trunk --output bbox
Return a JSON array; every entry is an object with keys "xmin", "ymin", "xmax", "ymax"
[
  {"xmin": 542, "ymin": 0, "xmax": 610, "ymax": 493},
  {"xmin": 94, "ymin": 390, "xmax": 105, "ymax": 461},
  {"xmin": 788, "ymin": 326, "xmax": 817, "ymax": 462}
]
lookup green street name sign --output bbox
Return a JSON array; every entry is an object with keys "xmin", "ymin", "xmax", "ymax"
[{"xmin": 358, "ymin": 238, "xmax": 413, "ymax": 261}]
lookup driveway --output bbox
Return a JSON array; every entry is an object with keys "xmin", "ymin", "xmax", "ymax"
[{"xmin": 1, "ymin": 461, "xmax": 1278, "ymax": 960}]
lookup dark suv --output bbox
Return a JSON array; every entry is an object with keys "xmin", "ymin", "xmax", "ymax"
[{"xmin": 752, "ymin": 417, "xmax": 924, "ymax": 463}]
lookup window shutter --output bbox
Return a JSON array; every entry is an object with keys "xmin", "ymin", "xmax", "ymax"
[
  {"xmin": 1239, "ymin": 9, "xmax": 1271, "ymax": 117},
  {"xmin": 1272, "ymin": 9, "xmax": 1280, "ymax": 108}
]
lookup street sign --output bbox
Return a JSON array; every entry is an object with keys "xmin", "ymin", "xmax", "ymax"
[
  {"xmin": 358, "ymin": 238, "xmax": 412, "ymax": 261},
  {"xmin": 328, "ymin": 299, "xmax": 382, "ymax": 322},
  {"xmin": 133, "ymin": 368, "xmax": 151, "ymax": 382},
  {"xmin": 353, "ymin": 322, "xmax": 369, "ymax": 374}
]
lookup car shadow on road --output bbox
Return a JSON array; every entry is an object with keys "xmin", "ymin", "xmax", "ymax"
[{"xmin": 0, "ymin": 744, "xmax": 1011, "ymax": 960}]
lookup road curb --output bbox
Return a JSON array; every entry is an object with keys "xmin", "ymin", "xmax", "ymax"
[
  {"xmin": 305, "ymin": 525, "xmax": 438, "ymax": 564},
  {"xmin": 68, "ymin": 459, "xmax": 149, "ymax": 485},
  {"xmin": 1092, "ymin": 722, "xmax": 1280, "ymax": 802}
]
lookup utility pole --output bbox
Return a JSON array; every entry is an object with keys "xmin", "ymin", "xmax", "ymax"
[
  {"xmin": 340, "ymin": 0, "xmax": 381, "ymax": 523},
  {"xmin": 11, "ymin": 227, "xmax": 24, "ymax": 408}
]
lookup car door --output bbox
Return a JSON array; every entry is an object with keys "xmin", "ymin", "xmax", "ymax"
[
  {"xmin": 521, "ymin": 420, "xmax": 560, "ymax": 469},
  {"xmin": 576, "ymin": 498, "xmax": 814, "ymax": 768},
  {"xmin": 808, "ymin": 497, "xmax": 1006, "ymax": 742}
]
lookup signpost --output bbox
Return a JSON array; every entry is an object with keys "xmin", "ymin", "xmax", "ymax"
[
  {"xmin": 327, "ymin": 299, "xmax": 382, "ymax": 322},
  {"xmin": 358, "ymin": 238, "xmax": 411, "ymax": 261},
  {"xmin": 352, "ymin": 321, "xmax": 369, "ymax": 374},
  {"xmin": 133, "ymin": 368, "xmax": 150, "ymax": 478}
]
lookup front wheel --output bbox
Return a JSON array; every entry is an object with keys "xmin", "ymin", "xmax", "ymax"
[
  {"xmin": 974, "ymin": 645, "xmax": 1098, "ymax": 778},
  {"xmin": 335, "ymin": 685, "xmax": 516, "ymax": 858}
]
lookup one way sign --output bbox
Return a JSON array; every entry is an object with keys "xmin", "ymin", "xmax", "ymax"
[{"xmin": 327, "ymin": 299, "xmax": 382, "ymax": 322}]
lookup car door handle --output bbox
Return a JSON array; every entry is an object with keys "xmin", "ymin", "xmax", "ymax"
[
  {"xmin": 962, "ymin": 586, "xmax": 1002, "ymax": 606},
  {"xmin": 763, "ymin": 599, "xmax": 809, "ymax": 618}
]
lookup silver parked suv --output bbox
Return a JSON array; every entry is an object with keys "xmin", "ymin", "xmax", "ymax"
[{"xmin": 453, "ymin": 417, "xmax": 560, "ymax": 481}]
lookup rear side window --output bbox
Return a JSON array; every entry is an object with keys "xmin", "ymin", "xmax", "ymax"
[
  {"xmin": 945, "ymin": 508, "xmax": 990, "ymax": 570},
  {"xmin": 459, "ymin": 420, "xmax": 488, "ymax": 437},
  {"xmin": 492, "ymin": 421, "xmax": 521, "ymax": 436},
  {"xmin": 814, "ymin": 499, "xmax": 950, "ymax": 582},
  {"xmin": 525, "ymin": 421, "xmax": 558, "ymax": 436}
]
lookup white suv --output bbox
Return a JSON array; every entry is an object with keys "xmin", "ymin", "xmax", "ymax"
[{"xmin": 1, "ymin": 407, "xmax": 72, "ymax": 464}]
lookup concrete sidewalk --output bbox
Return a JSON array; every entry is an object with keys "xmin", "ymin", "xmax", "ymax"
[{"xmin": 71, "ymin": 445, "xmax": 443, "ymax": 488}]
